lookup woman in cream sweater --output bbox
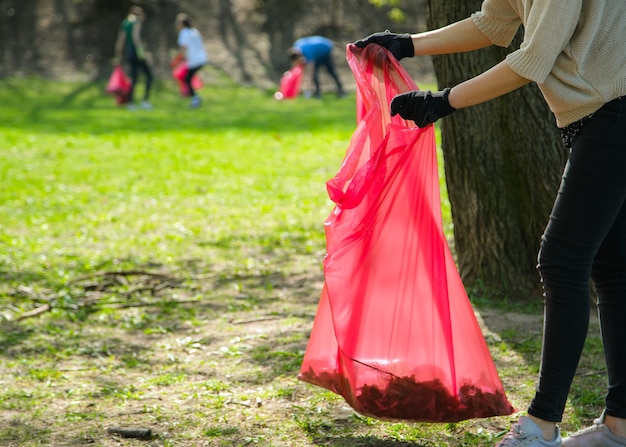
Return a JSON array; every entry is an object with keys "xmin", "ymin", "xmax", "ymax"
[{"xmin": 355, "ymin": 1, "xmax": 626, "ymax": 446}]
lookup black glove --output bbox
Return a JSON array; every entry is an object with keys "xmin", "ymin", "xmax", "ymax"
[
  {"xmin": 353, "ymin": 30, "xmax": 414, "ymax": 61},
  {"xmin": 390, "ymin": 88, "xmax": 456, "ymax": 127}
]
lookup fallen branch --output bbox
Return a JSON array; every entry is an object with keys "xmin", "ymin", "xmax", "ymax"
[
  {"xmin": 10, "ymin": 269, "xmax": 189, "ymax": 321},
  {"xmin": 577, "ymin": 370, "xmax": 604, "ymax": 377},
  {"xmin": 226, "ymin": 399, "xmax": 252, "ymax": 408},
  {"xmin": 97, "ymin": 298, "xmax": 201, "ymax": 309},
  {"xmin": 68, "ymin": 270, "xmax": 174, "ymax": 285},
  {"xmin": 231, "ymin": 315, "xmax": 281, "ymax": 325},
  {"xmin": 16, "ymin": 304, "xmax": 52, "ymax": 321}
]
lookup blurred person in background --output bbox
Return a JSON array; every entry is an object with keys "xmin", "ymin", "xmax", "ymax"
[
  {"xmin": 288, "ymin": 35, "xmax": 345, "ymax": 98},
  {"xmin": 114, "ymin": 5, "xmax": 153, "ymax": 110},
  {"xmin": 172, "ymin": 13, "xmax": 208, "ymax": 108}
]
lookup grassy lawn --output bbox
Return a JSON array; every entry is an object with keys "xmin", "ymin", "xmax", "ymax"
[{"xmin": 0, "ymin": 72, "xmax": 606, "ymax": 447}]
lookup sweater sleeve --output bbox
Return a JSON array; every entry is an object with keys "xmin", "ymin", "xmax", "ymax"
[
  {"xmin": 473, "ymin": 0, "xmax": 582, "ymax": 84},
  {"xmin": 505, "ymin": 0, "xmax": 582, "ymax": 84},
  {"xmin": 471, "ymin": 0, "xmax": 521, "ymax": 48}
]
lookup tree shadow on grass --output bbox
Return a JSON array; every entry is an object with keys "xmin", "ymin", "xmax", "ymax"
[
  {"xmin": 0, "ymin": 418, "xmax": 52, "ymax": 446},
  {"xmin": 0, "ymin": 321, "xmax": 35, "ymax": 356},
  {"xmin": 1, "ymin": 76, "xmax": 356, "ymax": 136},
  {"xmin": 0, "ymin": 269, "xmax": 50, "ymax": 288}
]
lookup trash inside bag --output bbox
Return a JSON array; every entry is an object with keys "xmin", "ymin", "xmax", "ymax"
[{"xmin": 298, "ymin": 43, "xmax": 515, "ymax": 423}]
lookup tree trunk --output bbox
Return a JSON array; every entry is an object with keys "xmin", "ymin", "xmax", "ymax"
[
  {"xmin": 426, "ymin": 0, "xmax": 568, "ymax": 301},
  {"xmin": 258, "ymin": 0, "xmax": 304, "ymax": 73}
]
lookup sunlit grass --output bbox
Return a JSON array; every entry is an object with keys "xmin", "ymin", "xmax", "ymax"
[
  {"xmin": 0, "ymin": 75, "xmax": 605, "ymax": 447},
  {"xmin": 0, "ymin": 74, "xmax": 450, "ymax": 301}
]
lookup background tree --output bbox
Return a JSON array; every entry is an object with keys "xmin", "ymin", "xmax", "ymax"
[{"xmin": 426, "ymin": 0, "xmax": 567, "ymax": 301}]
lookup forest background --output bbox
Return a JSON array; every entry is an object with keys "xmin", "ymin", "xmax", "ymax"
[{"xmin": 0, "ymin": 0, "xmax": 434, "ymax": 88}]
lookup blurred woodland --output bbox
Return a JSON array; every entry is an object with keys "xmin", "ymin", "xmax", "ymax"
[{"xmin": 0, "ymin": 0, "xmax": 432, "ymax": 87}]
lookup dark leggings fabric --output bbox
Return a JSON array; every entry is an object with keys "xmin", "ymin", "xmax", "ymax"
[
  {"xmin": 125, "ymin": 48, "xmax": 153, "ymax": 102},
  {"xmin": 185, "ymin": 65, "xmax": 202, "ymax": 97},
  {"xmin": 312, "ymin": 52, "xmax": 343, "ymax": 96},
  {"xmin": 529, "ymin": 96, "xmax": 626, "ymax": 422}
]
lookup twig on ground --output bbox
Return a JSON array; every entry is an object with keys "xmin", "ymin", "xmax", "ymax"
[
  {"xmin": 99, "ymin": 298, "xmax": 201, "ymax": 309},
  {"xmin": 68, "ymin": 270, "xmax": 174, "ymax": 284},
  {"xmin": 16, "ymin": 304, "xmax": 52, "ymax": 321},
  {"xmin": 230, "ymin": 315, "xmax": 281, "ymax": 325}
]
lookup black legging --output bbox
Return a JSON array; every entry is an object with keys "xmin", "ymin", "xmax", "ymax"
[
  {"xmin": 125, "ymin": 47, "xmax": 153, "ymax": 103},
  {"xmin": 312, "ymin": 52, "xmax": 343, "ymax": 96},
  {"xmin": 185, "ymin": 65, "xmax": 202, "ymax": 97},
  {"xmin": 529, "ymin": 96, "xmax": 626, "ymax": 422}
]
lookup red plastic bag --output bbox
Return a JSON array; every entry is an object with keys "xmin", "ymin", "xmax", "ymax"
[
  {"xmin": 172, "ymin": 62, "xmax": 204, "ymax": 97},
  {"xmin": 105, "ymin": 65, "xmax": 131, "ymax": 104},
  {"xmin": 170, "ymin": 54, "xmax": 184, "ymax": 69},
  {"xmin": 274, "ymin": 65, "xmax": 303, "ymax": 100},
  {"xmin": 298, "ymin": 44, "xmax": 515, "ymax": 423}
]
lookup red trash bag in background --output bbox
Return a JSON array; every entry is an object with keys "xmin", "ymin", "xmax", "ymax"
[
  {"xmin": 105, "ymin": 65, "xmax": 131, "ymax": 105},
  {"xmin": 172, "ymin": 62, "xmax": 204, "ymax": 97},
  {"xmin": 298, "ymin": 44, "xmax": 515, "ymax": 423},
  {"xmin": 274, "ymin": 65, "xmax": 303, "ymax": 100}
]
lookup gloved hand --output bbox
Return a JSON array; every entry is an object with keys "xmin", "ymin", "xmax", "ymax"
[
  {"xmin": 390, "ymin": 88, "xmax": 456, "ymax": 127},
  {"xmin": 136, "ymin": 47, "xmax": 145, "ymax": 61},
  {"xmin": 353, "ymin": 30, "xmax": 414, "ymax": 61}
]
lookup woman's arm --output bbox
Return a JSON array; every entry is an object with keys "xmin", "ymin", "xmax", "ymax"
[
  {"xmin": 354, "ymin": 17, "xmax": 493, "ymax": 61},
  {"xmin": 132, "ymin": 21, "xmax": 145, "ymax": 58},
  {"xmin": 390, "ymin": 61, "xmax": 531, "ymax": 126},
  {"xmin": 412, "ymin": 17, "xmax": 493, "ymax": 56},
  {"xmin": 412, "ymin": 17, "xmax": 529, "ymax": 108},
  {"xmin": 448, "ymin": 60, "xmax": 531, "ymax": 109}
]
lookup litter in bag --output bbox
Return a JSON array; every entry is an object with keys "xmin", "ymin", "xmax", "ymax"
[
  {"xmin": 274, "ymin": 65, "xmax": 303, "ymax": 100},
  {"xmin": 172, "ymin": 62, "xmax": 204, "ymax": 97},
  {"xmin": 298, "ymin": 44, "xmax": 515, "ymax": 423},
  {"xmin": 105, "ymin": 65, "xmax": 131, "ymax": 105}
]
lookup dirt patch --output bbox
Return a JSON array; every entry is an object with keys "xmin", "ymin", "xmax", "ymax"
[{"xmin": 476, "ymin": 308, "xmax": 543, "ymax": 340}]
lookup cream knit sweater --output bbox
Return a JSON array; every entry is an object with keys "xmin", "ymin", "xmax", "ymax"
[{"xmin": 472, "ymin": 0, "xmax": 626, "ymax": 127}]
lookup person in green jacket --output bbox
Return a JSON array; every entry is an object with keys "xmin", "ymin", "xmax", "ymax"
[
  {"xmin": 355, "ymin": 0, "xmax": 626, "ymax": 446},
  {"xmin": 114, "ymin": 5, "xmax": 153, "ymax": 109}
]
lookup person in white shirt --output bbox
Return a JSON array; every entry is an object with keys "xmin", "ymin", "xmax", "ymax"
[{"xmin": 174, "ymin": 13, "xmax": 208, "ymax": 108}]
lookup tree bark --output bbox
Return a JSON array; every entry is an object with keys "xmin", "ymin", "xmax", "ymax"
[
  {"xmin": 426, "ymin": 0, "xmax": 568, "ymax": 301},
  {"xmin": 258, "ymin": 0, "xmax": 304, "ymax": 72}
]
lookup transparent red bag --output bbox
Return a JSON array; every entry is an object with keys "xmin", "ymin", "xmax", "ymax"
[
  {"xmin": 298, "ymin": 44, "xmax": 515, "ymax": 422},
  {"xmin": 105, "ymin": 65, "xmax": 131, "ymax": 104},
  {"xmin": 274, "ymin": 65, "xmax": 303, "ymax": 100},
  {"xmin": 172, "ymin": 62, "xmax": 204, "ymax": 97}
]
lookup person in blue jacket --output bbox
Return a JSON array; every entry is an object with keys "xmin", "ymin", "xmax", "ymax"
[{"xmin": 288, "ymin": 36, "xmax": 345, "ymax": 98}]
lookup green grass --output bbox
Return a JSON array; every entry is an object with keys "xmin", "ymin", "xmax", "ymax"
[
  {"xmin": 0, "ymin": 74, "xmax": 606, "ymax": 446},
  {"xmin": 0, "ymin": 76, "xmax": 350, "ymax": 281}
]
